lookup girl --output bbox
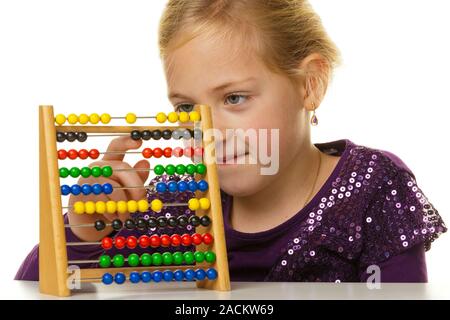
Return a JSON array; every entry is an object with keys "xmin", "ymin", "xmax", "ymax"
[{"xmin": 17, "ymin": 0, "xmax": 446, "ymax": 282}]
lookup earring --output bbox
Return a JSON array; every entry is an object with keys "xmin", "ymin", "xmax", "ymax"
[{"xmin": 310, "ymin": 103, "xmax": 318, "ymax": 126}]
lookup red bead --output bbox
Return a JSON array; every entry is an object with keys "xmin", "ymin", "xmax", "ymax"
[
  {"xmin": 153, "ymin": 148, "xmax": 163, "ymax": 158},
  {"xmin": 89, "ymin": 149, "xmax": 100, "ymax": 159},
  {"xmin": 101, "ymin": 237, "xmax": 113, "ymax": 250},
  {"xmin": 68, "ymin": 149, "xmax": 78, "ymax": 160},
  {"xmin": 160, "ymin": 234, "xmax": 171, "ymax": 247},
  {"xmin": 78, "ymin": 149, "xmax": 89, "ymax": 160},
  {"xmin": 202, "ymin": 233, "xmax": 214, "ymax": 245},
  {"xmin": 142, "ymin": 148, "xmax": 153, "ymax": 159},
  {"xmin": 150, "ymin": 234, "xmax": 161, "ymax": 247},
  {"xmin": 194, "ymin": 147, "xmax": 204, "ymax": 156},
  {"xmin": 138, "ymin": 235, "xmax": 150, "ymax": 248},
  {"xmin": 163, "ymin": 147, "xmax": 172, "ymax": 158},
  {"xmin": 191, "ymin": 233, "xmax": 203, "ymax": 245},
  {"xmin": 184, "ymin": 147, "xmax": 194, "ymax": 157},
  {"xmin": 114, "ymin": 236, "xmax": 126, "ymax": 249},
  {"xmin": 57, "ymin": 149, "xmax": 67, "ymax": 160},
  {"xmin": 181, "ymin": 233, "xmax": 192, "ymax": 246},
  {"xmin": 170, "ymin": 234, "xmax": 181, "ymax": 247},
  {"xmin": 173, "ymin": 147, "xmax": 183, "ymax": 157},
  {"xmin": 126, "ymin": 236, "xmax": 138, "ymax": 249}
]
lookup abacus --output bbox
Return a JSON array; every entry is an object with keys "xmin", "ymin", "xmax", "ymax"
[{"xmin": 39, "ymin": 105, "xmax": 230, "ymax": 296}]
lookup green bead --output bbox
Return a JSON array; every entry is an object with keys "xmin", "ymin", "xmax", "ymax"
[
  {"xmin": 152, "ymin": 253, "xmax": 163, "ymax": 266},
  {"xmin": 172, "ymin": 252, "xmax": 184, "ymax": 265},
  {"xmin": 128, "ymin": 253, "xmax": 140, "ymax": 267},
  {"xmin": 102, "ymin": 166, "xmax": 113, "ymax": 177},
  {"xmin": 165, "ymin": 164, "xmax": 176, "ymax": 175},
  {"xmin": 80, "ymin": 167, "xmax": 91, "ymax": 178},
  {"xmin": 140, "ymin": 253, "xmax": 152, "ymax": 266},
  {"xmin": 183, "ymin": 251, "xmax": 195, "ymax": 264},
  {"xmin": 59, "ymin": 167, "xmax": 69, "ymax": 178},
  {"xmin": 175, "ymin": 164, "xmax": 186, "ymax": 175},
  {"xmin": 194, "ymin": 251, "xmax": 205, "ymax": 263},
  {"xmin": 205, "ymin": 251, "xmax": 216, "ymax": 263},
  {"xmin": 162, "ymin": 252, "xmax": 173, "ymax": 265},
  {"xmin": 69, "ymin": 167, "xmax": 81, "ymax": 178},
  {"xmin": 196, "ymin": 164, "xmax": 207, "ymax": 175},
  {"xmin": 112, "ymin": 254, "xmax": 125, "ymax": 267},
  {"xmin": 154, "ymin": 165, "xmax": 165, "ymax": 176},
  {"xmin": 186, "ymin": 164, "xmax": 196, "ymax": 175},
  {"xmin": 91, "ymin": 166, "xmax": 102, "ymax": 178},
  {"xmin": 99, "ymin": 255, "xmax": 111, "ymax": 268}
]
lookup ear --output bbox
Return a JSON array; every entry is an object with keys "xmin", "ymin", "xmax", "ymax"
[{"xmin": 299, "ymin": 53, "xmax": 330, "ymax": 111}]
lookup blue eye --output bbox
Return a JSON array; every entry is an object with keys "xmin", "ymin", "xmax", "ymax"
[
  {"xmin": 225, "ymin": 94, "xmax": 247, "ymax": 105},
  {"xmin": 175, "ymin": 104, "xmax": 194, "ymax": 112}
]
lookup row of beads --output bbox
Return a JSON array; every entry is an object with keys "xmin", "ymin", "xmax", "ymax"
[
  {"xmin": 101, "ymin": 233, "xmax": 214, "ymax": 250},
  {"xmin": 99, "ymin": 251, "xmax": 216, "ymax": 268},
  {"xmin": 155, "ymin": 180, "xmax": 208, "ymax": 193},
  {"xmin": 153, "ymin": 163, "xmax": 206, "ymax": 175},
  {"xmin": 57, "ymin": 149, "xmax": 100, "ymax": 160},
  {"xmin": 130, "ymin": 129, "xmax": 202, "ymax": 141},
  {"xmin": 61, "ymin": 183, "xmax": 113, "ymax": 196},
  {"xmin": 93, "ymin": 215, "xmax": 211, "ymax": 231},
  {"xmin": 141, "ymin": 147, "xmax": 204, "ymax": 159},
  {"xmin": 102, "ymin": 268, "xmax": 217, "ymax": 285},
  {"xmin": 56, "ymin": 132, "xmax": 87, "ymax": 143}
]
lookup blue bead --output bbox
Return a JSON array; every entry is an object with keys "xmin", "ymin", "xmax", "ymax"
[
  {"xmin": 152, "ymin": 271, "xmax": 163, "ymax": 283},
  {"xmin": 156, "ymin": 182, "xmax": 167, "ymax": 193},
  {"xmin": 168, "ymin": 181, "xmax": 178, "ymax": 193},
  {"xmin": 141, "ymin": 271, "xmax": 152, "ymax": 283},
  {"xmin": 61, "ymin": 185, "xmax": 71, "ymax": 196},
  {"xmin": 177, "ymin": 181, "xmax": 188, "ymax": 192},
  {"xmin": 187, "ymin": 181, "xmax": 198, "ymax": 192},
  {"xmin": 184, "ymin": 269, "xmax": 195, "ymax": 281},
  {"xmin": 92, "ymin": 183, "xmax": 103, "ymax": 195},
  {"xmin": 102, "ymin": 183, "xmax": 113, "ymax": 195},
  {"xmin": 81, "ymin": 184, "xmax": 92, "ymax": 195},
  {"xmin": 102, "ymin": 273, "xmax": 113, "ymax": 285},
  {"xmin": 114, "ymin": 272, "xmax": 126, "ymax": 284},
  {"xmin": 71, "ymin": 184, "xmax": 82, "ymax": 196},
  {"xmin": 129, "ymin": 271, "xmax": 140, "ymax": 284},
  {"xmin": 163, "ymin": 270, "xmax": 173, "ymax": 282},
  {"xmin": 206, "ymin": 268, "xmax": 218, "ymax": 280},
  {"xmin": 173, "ymin": 270, "xmax": 184, "ymax": 281},
  {"xmin": 195, "ymin": 269, "xmax": 206, "ymax": 281},
  {"xmin": 197, "ymin": 180, "xmax": 209, "ymax": 192}
]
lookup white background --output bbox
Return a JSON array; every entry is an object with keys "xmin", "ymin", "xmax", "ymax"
[{"xmin": 0, "ymin": 0, "xmax": 449, "ymax": 287}]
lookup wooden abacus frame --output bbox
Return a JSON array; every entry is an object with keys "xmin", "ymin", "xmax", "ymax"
[{"xmin": 39, "ymin": 105, "xmax": 230, "ymax": 296}]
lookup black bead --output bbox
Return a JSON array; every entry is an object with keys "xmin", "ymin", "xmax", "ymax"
[
  {"xmin": 167, "ymin": 216, "xmax": 178, "ymax": 228},
  {"xmin": 94, "ymin": 220, "xmax": 106, "ymax": 231},
  {"xmin": 147, "ymin": 217, "xmax": 158, "ymax": 228},
  {"xmin": 141, "ymin": 130, "xmax": 152, "ymax": 141},
  {"xmin": 189, "ymin": 215, "xmax": 201, "ymax": 227},
  {"xmin": 76, "ymin": 132, "xmax": 88, "ymax": 142},
  {"xmin": 130, "ymin": 130, "xmax": 141, "ymax": 141},
  {"xmin": 136, "ymin": 218, "xmax": 148, "ymax": 230},
  {"xmin": 162, "ymin": 129, "xmax": 172, "ymax": 140},
  {"xmin": 66, "ymin": 132, "xmax": 77, "ymax": 142},
  {"xmin": 200, "ymin": 215, "xmax": 211, "ymax": 227},
  {"xmin": 56, "ymin": 132, "xmax": 66, "ymax": 142},
  {"xmin": 193, "ymin": 128, "xmax": 203, "ymax": 140},
  {"xmin": 125, "ymin": 219, "xmax": 136, "ymax": 230},
  {"xmin": 157, "ymin": 217, "xmax": 167, "ymax": 228},
  {"xmin": 111, "ymin": 219, "xmax": 123, "ymax": 231},
  {"xmin": 151, "ymin": 130, "xmax": 162, "ymax": 140},
  {"xmin": 177, "ymin": 215, "xmax": 188, "ymax": 227}
]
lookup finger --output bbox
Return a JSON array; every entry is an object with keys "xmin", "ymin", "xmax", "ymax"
[
  {"xmin": 133, "ymin": 159, "xmax": 150, "ymax": 183},
  {"xmin": 102, "ymin": 136, "xmax": 143, "ymax": 162}
]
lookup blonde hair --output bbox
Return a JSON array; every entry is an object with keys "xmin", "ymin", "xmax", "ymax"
[{"xmin": 159, "ymin": 0, "xmax": 342, "ymax": 101}]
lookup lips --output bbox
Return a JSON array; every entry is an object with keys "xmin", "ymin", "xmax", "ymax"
[{"xmin": 221, "ymin": 152, "xmax": 249, "ymax": 164}]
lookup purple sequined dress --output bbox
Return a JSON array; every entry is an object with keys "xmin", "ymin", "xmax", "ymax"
[{"xmin": 16, "ymin": 139, "xmax": 446, "ymax": 282}]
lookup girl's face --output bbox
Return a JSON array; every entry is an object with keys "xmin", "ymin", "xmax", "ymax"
[{"xmin": 164, "ymin": 31, "xmax": 310, "ymax": 197}]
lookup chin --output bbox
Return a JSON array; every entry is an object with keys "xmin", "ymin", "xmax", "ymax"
[{"xmin": 217, "ymin": 164, "xmax": 272, "ymax": 197}]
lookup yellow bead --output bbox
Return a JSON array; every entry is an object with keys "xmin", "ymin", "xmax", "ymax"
[
  {"xmin": 67, "ymin": 114, "xmax": 78, "ymax": 125},
  {"xmin": 138, "ymin": 199, "xmax": 149, "ymax": 213},
  {"xmin": 89, "ymin": 113, "xmax": 100, "ymax": 124},
  {"xmin": 167, "ymin": 112, "xmax": 178, "ymax": 123},
  {"xmin": 85, "ymin": 201, "xmax": 96, "ymax": 214},
  {"xmin": 189, "ymin": 111, "xmax": 201, "ymax": 122},
  {"xmin": 100, "ymin": 113, "xmax": 111, "ymax": 124},
  {"xmin": 199, "ymin": 198, "xmax": 211, "ymax": 210},
  {"xmin": 95, "ymin": 201, "xmax": 106, "ymax": 214},
  {"xmin": 125, "ymin": 113, "xmax": 137, "ymax": 124},
  {"xmin": 55, "ymin": 114, "xmax": 66, "ymax": 125},
  {"xmin": 78, "ymin": 113, "xmax": 89, "ymax": 124},
  {"xmin": 178, "ymin": 112, "xmax": 189, "ymax": 123},
  {"xmin": 155, "ymin": 112, "xmax": 167, "ymax": 123},
  {"xmin": 117, "ymin": 201, "xmax": 128, "ymax": 214},
  {"xmin": 73, "ymin": 201, "xmax": 85, "ymax": 214},
  {"xmin": 127, "ymin": 200, "xmax": 138, "ymax": 214},
  {"xmin": 188, "ymin": 198, "xmax": 200, "ymax": 211},
  {"xmin": 106, "ymin": 201, "xmax": 117, "ymax": 214},
  {"xmin": 151, "ymin": 199, "xmax": 163, "ymax": 212}
]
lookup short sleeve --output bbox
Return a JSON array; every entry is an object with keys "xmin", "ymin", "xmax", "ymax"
[{"xmin": 359, "ymin": 168, "xmax": 446, "ymax": 270}]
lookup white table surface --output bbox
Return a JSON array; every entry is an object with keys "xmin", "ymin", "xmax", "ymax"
[{"xmin": 2, "ymin": 280, "xmax": 450, "ymax": 299}]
